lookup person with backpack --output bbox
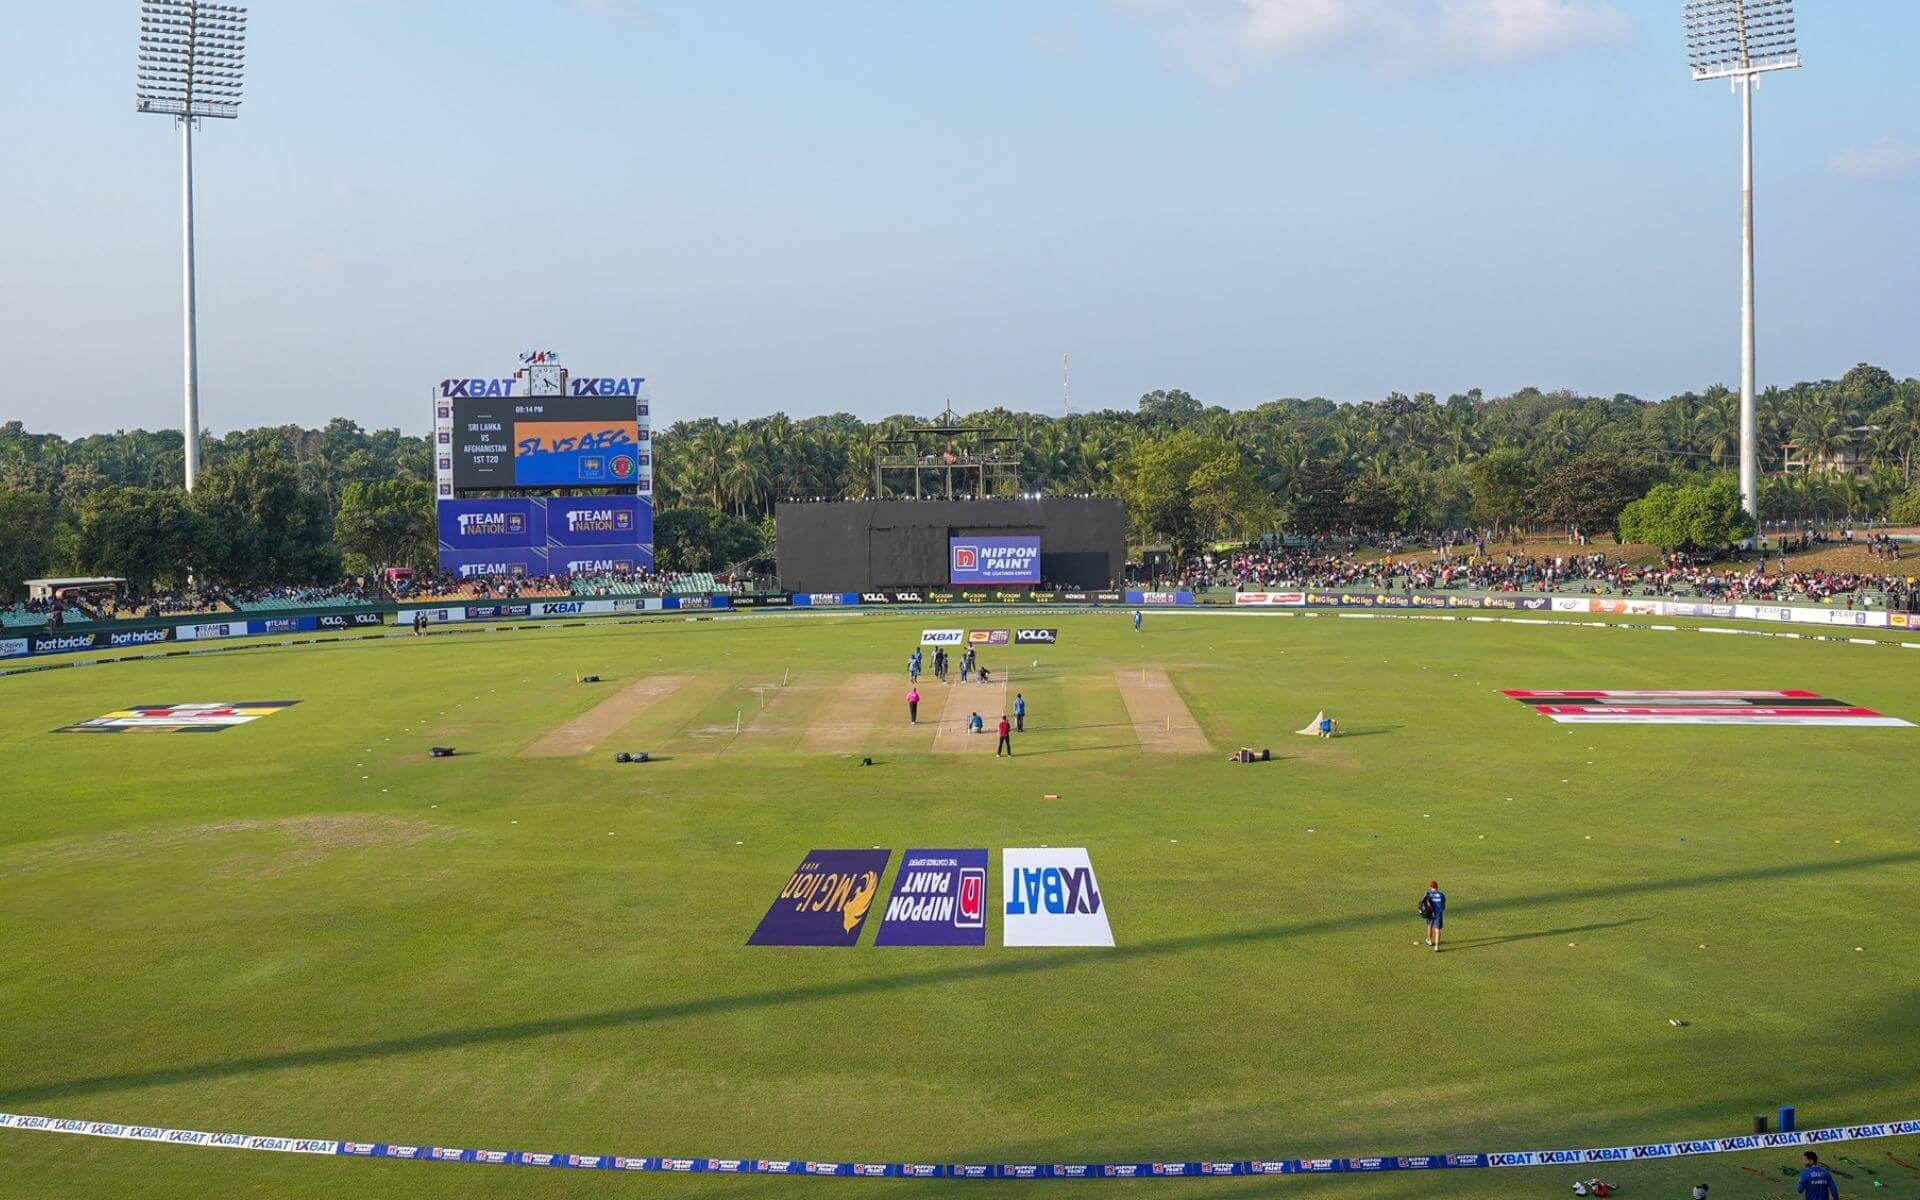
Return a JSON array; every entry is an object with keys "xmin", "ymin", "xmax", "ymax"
[{"xmin": 1419, "ymin": 881, "xmax": 1446, "ymax": 951}]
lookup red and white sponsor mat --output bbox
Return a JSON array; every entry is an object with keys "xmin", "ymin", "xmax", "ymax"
[{"xmin": 1503, "ymin": 690, "xmax": 1913, "ymax": 727}]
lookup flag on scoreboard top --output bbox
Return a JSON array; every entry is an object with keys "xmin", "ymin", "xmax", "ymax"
[
  {"xmin": 54, "ymin": 701, "xmax": 301, "ymax": 734},
  {"xmin": 1503, "ymin": 690, "xmax": 1913, "ymax": 727}
]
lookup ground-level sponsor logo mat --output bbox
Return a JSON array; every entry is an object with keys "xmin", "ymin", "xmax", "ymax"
[
  {"xmin": 54, "ymin": 701, "xmax": 302, "ymax": 734},
  {"xmin": 875, "ymin": 849, "xmax": 987, "ymax": 946},
  {"xmin": 1504, "ymin": 690, "xmax": 1913, "ymax": 727},
  {"xmin": 748, "ymin": 849, "xmax": 890, "ymax": 946},
  {"xmin": 1002, "ymin": 847, "xmax": 1113, "ymax": 947}
]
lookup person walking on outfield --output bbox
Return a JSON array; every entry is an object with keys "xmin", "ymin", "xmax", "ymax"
[
  {"xmin": 910, "ymin": 649, "xmax": 922, "ymax": 683},
  {"xmin": 996, "ymin": 715, "xmax": 1013, "ymax": 756},
  {"xmin": 1797, "ymin": 1152, "xmax": 1841, "ymax": 1199},
  {"xmin": 960, "ymin": 649, "xmax": 973, "ymax": 682},
  {"xmin": 1014, "ymin": 692, "xmax": 1026, "ymax": 732},
  {"xmin": 907, "ymin": 686, "xmax": 920, "ymax": 725},
  {"xmin": 1419, "ymin": 881, "xmax": 1446, "ymax": 951},
  {"xmin": 1132, "ymin": 609, "xmax": 1143, "ymax": 632}
]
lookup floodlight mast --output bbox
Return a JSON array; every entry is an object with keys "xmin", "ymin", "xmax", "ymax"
[
  {"xmin": 136, "ymin": 1, "xmax": 247, "ymax": 492},
  {"xmin": 1683, "ymin": 0, "xmax": 1798, "ymax": 543}
]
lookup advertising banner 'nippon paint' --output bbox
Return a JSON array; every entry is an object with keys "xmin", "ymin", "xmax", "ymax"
[
  {"xmin": 1001, "ymin": 848, "xmax": 1113, "ymax": 947},
  {"xmin": 874, "ymin": 849, "xmax": 988, "ymax": 946},
  {"xmin": 747, "ymin": 850, "xmax": 891, "ymax": 946},
  {"xmin": 949, "ymin": 536, "xmax": 1041, "ymax": 586}
]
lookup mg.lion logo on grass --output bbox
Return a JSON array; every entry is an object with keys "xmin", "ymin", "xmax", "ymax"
[{"xmin": 748, "ymin": 850, "xmax": 891, "ymax": 946}]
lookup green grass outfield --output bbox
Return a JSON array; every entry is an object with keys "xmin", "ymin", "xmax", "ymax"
[{"xmin": 2, "ymin": 611, "xmax": 1918, "ymax": 1199}]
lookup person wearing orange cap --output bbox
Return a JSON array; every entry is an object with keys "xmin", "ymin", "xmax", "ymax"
[{"xmin": 1419, "ymin": 881, "xmax": 1446, "ymax": 951}]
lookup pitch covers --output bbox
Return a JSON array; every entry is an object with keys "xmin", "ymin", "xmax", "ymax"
[{"xmin": 1504, "ymin": 690, "xmax": 1913, "ymax": 727}]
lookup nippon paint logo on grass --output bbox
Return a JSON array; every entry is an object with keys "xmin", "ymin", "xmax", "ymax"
[{"xmin": 875, "ymin": 850, "xmax": 987, "ymax": 946}]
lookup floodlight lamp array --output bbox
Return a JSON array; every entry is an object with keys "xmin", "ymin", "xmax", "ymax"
[
  {"xmin": 136, "ymin": 1, "xmax": 248, "ymax": 119},
  {"xmin": 1683, "ymin": 0, "xmax": 1798, "ymax": 81}
]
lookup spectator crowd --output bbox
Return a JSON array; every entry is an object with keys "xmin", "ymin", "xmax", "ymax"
[{"xmin": 1131, "ymin": 529, "xmax": 1918, "ymax": 612}]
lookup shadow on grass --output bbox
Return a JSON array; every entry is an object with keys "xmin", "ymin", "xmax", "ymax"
[
  {"xmin": 1010, "ymin": 743, "xmax": 1138, "ymax": 758},
  {"xmin": 5, "ymin": 852, "xmax": 1916, "ymax": 1106},
  {"xmin": 1437, "ymin": 917, "xmax": 1647, "ymax": 953}
]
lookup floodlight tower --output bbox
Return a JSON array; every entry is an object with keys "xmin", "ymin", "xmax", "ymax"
[
  {"xmin": 1684, "ymin": 0, "xmax": 1799, "ymax": 539},
  {"xmin": 137, "ymin": 1, "xmax": 247, "ymax": 492}
]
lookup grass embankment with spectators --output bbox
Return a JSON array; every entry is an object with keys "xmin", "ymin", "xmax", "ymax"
[{"xmin": 1, "ymin": 612, "xmax": 1917, "ymax": 1198}]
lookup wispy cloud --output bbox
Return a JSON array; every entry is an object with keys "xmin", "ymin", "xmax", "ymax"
[
  {"xmin": 1114, "ymin": 0, "xmax": 1637, "ymax": 79},
  {"xmin": 1832, "ymin": 137, "xmax": 1920, "ymax": 185}
]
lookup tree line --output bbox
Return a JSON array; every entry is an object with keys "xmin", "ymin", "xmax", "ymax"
[{"xmin": 1, "ymin": 363, "xmax": 1916, "ymax": 599}]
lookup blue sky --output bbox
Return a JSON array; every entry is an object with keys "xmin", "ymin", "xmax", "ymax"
[{"xmin": 1, "ymin": 0, "xmax": 1915, "ymax": 437}]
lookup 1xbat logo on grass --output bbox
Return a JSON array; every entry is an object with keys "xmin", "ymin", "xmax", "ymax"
[
  {"xmin": 1002, "ymin": 848, "xmax": 1113, "ymax": 946},
  {"xmin": 748, "ymin": 850, "xmax": 891, "ymax": 946}
]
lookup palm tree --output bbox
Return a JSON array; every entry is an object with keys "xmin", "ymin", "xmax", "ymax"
[
  {"xmin": 1871, "ymin": 381, "xmax": 1920, "ymax": 483},
  {"xmin": 682, "ymin": 426, "xmax": 728, "ymax": 510},
  {"xmin": 722, "ymin": 429, "xmax": 770, "ymax": 517},
  {"xmin": 1792, "ymin": 398, "xmax": 1854, "ymax": 473},
  {"xmin": 1696, "ymin": 389, "xmax": 1740, "ymax": 467}
]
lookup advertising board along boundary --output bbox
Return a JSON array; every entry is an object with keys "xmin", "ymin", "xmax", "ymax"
[
  {"xmin": 7, "ymin": 592, "xmax": 1918, "ymax": 682},
  {"xmin": 3, "ymin": 1111, "xmax": 1915, "ymax": 1180}
]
